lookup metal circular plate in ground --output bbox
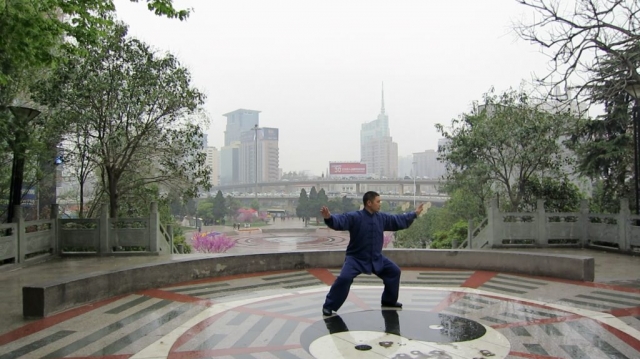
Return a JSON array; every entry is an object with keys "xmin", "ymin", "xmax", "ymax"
[{"xmin": 354, "ymin": 344, "xmax": 372, "ymax": 351}]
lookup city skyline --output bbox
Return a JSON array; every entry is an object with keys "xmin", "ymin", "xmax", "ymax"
[{"xmin": 114, "ymin": 0, "xmax": 558, "ymax": 175}]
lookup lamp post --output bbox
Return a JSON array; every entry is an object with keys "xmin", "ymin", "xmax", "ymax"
[
  {"xmin": 625, "ymin": 81, "xmax": 640, "ymax": 215},
  {"xmin": 6, "ymin": 106, "xmax": 41, "ymax": 223},
  {"xmin": 412, "ymin": 161, "xmax": 417, "ymax": 208},
  {"xmin": 252, "ymin": 124, "xmax": 262, "ymax": 199}
]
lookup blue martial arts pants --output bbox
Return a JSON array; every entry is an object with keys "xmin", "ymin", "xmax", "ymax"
[{"xmin": 323, "ymin": 255, "xmax": 401, "ymax": 311}]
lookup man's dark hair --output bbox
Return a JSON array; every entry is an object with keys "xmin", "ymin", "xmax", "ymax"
[{"xmin": 363, "ymin": 191, "xmax": 379, "ymax": 206}]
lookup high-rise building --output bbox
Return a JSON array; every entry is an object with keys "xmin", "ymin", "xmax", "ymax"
[
  {"xmin": 220, "ymin": 142, "xmax": 240, "ymax": 185},
  {"xmin": 239, "ymin": 127, "xmax": 280, "ymax": 184},
  {"xmin": 360, "ymin": 84, "xmax": 398, "ymax": 178},
  {"xmin": 413, "ymin": 149, "xmax": 446, "ymax": 179},
  {"xmin": 223, "ymin": 109, "xmax": 260, "ymax": 146},
  {"xmin": 398, "ymin": 155, "xmax": 413, "ymax": 178},
  {"xmin": 204, "ymin": 146, "xmax": 220, "ymax": 187},
  {"xmin": 220, "ymin": 109, "xmax": 260, "ymax": 185}
]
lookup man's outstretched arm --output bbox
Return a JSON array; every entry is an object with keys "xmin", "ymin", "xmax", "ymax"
[
  {"xmin": 382, "ymin": 203, "xmax": 425, "ymax": 231},
  {"xmin": 321, "ymin": 206, "xmax": 352, "ymax": 231}
]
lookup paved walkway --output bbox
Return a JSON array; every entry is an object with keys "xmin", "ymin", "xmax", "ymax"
[{"xmin": 1, "ymin": 224, "xmax": 640, "ymax": 358}]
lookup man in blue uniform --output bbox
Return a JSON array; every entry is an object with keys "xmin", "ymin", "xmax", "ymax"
[{"xmin": 320, "ymin": 191, "xmax": 424, "ymax": 316}]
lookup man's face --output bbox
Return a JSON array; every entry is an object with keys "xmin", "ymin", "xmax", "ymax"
[{"xmin": 366, "ymin": 196, "xmax": 382, "ymax": 212}]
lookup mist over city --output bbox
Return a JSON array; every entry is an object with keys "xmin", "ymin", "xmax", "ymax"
[
  {"xmin": 2, "ymin": 1, "xmax": 640, "ymax": 358},
  {"xmin": 114, "ymin": 0, "xmax": 556, "ymax": 178}
]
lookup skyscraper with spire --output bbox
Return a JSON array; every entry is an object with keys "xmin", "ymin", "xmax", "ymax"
[{"xmin": 360, "ymin": 83, "xmax": 398, "ymax": 178}]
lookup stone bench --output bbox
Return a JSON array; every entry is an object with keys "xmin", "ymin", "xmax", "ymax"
[
  {"xmin": 236, "ymin": 228, "xmax": 261, "ymax": 234},
  {"xmin": 23, "ymin": 249, "xmax": 594, "ymax": 318}
]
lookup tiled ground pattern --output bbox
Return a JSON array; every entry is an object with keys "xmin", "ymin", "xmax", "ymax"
[{"xmin": 1, "ymin": 269, "xmax": 640, "ymax": 359}]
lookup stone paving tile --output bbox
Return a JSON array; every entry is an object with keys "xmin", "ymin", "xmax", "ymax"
[{"xmin": 2, "ymin": 262, "xmax": 640, "ymax": 358}]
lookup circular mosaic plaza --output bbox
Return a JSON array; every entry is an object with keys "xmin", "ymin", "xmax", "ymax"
[{"xmin": 2, "ymin": 269, "xmax": 640, "ymax": 359}]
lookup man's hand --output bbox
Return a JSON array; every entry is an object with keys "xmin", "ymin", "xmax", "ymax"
[
  {"xmin": 415, "ymin": 203, "xmax": 425, "ymax": 216},
  {"xmin": 320, "ymin": 206, "xmax": 331, "ymax": 219}
]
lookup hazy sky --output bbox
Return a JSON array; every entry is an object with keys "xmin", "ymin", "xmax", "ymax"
[{"xmin": 113, "ymin": 0, "xmax": 552, "ymax": 175}]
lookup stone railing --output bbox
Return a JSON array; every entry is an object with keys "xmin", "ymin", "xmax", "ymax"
[
  {"xmin": 0, "ymin": 202, "xmax": 170, "ymax": 267},
  {"xmin": 468, "ymin": 198, "xmax": 640, "ymax": 252},
  {"xmin": 23, "ymin": 249, "xmax": 594, "ymax": 317}
]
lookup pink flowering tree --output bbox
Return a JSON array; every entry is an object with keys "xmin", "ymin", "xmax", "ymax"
[
  {"xmin": 383, "ymin": 232, "xmax": 395, "ymax": 248},
  {"xmin": 191, "ymin": 231, "xmax": 236, "ymax": 253},
  {"xmin": 236, "ymin": 208, "xmax": 258, "ymax": 223}
]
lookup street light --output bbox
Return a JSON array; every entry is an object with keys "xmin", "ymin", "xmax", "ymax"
[
  {"xmin": 625, "ymin": 80, "xmax": 640, "ymax": 215},
  {"xmin": 251, "ymin": 124, "xmax": 262, "ymax": 199},
  {"xmin": 412, "ymin": 161, "xmax": 417, "ymax": 208}
]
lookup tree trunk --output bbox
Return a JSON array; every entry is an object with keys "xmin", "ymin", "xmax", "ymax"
[
  {"xmin": 7, "ymin": 151, "xmax": 26, "ymax": 223},
  {"xmin": 108, "ymin": 171, "xmax": 119, "ymax": 218},
  {"xmin": 79, "ymin": 181, "xmax": 84, "ymax": 218}
]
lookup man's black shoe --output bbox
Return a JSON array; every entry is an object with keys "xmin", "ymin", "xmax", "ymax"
[
  {"xmin": 381, "ymin": 301, "xmax": 403, "ymax": 308},
  {"xmin": 322, "ymin": 307, "xmax": 333, "ymax": 316}
]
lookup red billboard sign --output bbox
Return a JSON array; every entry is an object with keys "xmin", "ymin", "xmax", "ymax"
[{"xmin": 329, "ymin": 162, "xmax": 367, "ymax": 175}]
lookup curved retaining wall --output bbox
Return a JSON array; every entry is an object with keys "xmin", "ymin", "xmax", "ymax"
[{"xmin": 23, "ymin": 249, "xmax": 594, "ymax": 318}]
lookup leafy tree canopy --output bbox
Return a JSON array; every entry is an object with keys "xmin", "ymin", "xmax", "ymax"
[
  {"xmin": 436, "ymin": 87, "xmax": 575, "ymax": 211},
  {"xmin": 36, "ymin": 23, "xmax": 210, "ymax": 217}
]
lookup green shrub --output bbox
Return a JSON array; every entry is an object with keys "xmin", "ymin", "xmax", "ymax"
[
  {"xmin": 429, "ymin": 220, "xmax": 468, "ymax": 249},
  {"xmin": 172, "ymin": 227, "xmax": 192, "ymax": 254}
]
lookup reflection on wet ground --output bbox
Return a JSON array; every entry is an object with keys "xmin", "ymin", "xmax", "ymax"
[{"xmin": 1, "ymin": 268, "xmax": 640, "ymax": 359}]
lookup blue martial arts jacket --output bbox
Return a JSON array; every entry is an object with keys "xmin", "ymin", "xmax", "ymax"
[{"xmin": 324, "ymin": 209, "xmax": 418, "ymax": 274}]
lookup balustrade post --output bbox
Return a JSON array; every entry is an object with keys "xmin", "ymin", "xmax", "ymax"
[
  {"xmin": 99, "ymin": 204, "xmax": 109, "ymax": 254},
  {"xmin": 487, "ymin": 198, "xmax": 499, "ymax": 248},
  {"xmin": 166, "ymin": 224, "xmax": 174, "ymax": 254},
  {"xmin": 50, "ymin": 204, "xmax": 59, "ymax": 255},
  {"xmin": 537, "ymin": 199, "xmax": 547, "ymax": 246},
  {"xmin": 149, "ymin": 202, "xmax": 159, "ymax": 253},
  {"xmin": 579, "ymin": 199, "xmax": 589, "ymax": 247},
  {"xmin": 15, "ymin": 205, "xmax": 25, "ymax": 263},
  {"xmin": 467, "ymin": 219, "xmax": 473, "ymax": 249},
  {"xmin": 619, "ymin": 198, "xmax": 631, "ymax": 251}
]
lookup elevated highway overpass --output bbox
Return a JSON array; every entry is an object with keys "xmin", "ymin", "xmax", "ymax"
[
  {"xmin": 230, "ymin": 193, "xmax": 449, "ymax": 213},
  {"xmin": 212, "ymin": 178, "xmax": 443, "ymax": 195},
  {"xmin": 233, "ymin": 193, "xmax": 448, "ymax": 202}
]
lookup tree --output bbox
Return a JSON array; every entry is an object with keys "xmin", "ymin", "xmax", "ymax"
[
  {"xmin": 196, "ymin": 199, "xmax": 214, "ymax": 225},
  {"xmin": 296, "ymin": 189, "xmax": 308, "ymax": 218},
  {"xmin": 442, "ymin": 187, "xmax": 487, "ymax": 222},
  {"xmin": 441, "ymin": 166, "xmax": 492, "ymax": 219},
  {"xmin": 0, "ymin": 0, "xmax": 189, "ymax": 85},
  {"xmin": 565, "ymin": 67, "xmax": 636, "ymax": 212},
  {"xmin": 315, "ymin": 189, "xmax": 329, "ymax": 221},
  {"xmin": 37, "ymin": 24, "xmax": 210, "ymax": 218},
  {"xmin": 380, "ymin": 201, "xmax": 391, "ymax": 213},
  {"xmin": 430, "ymin": 221, "xmax": 468, "ymax": 249},
  {"xmin": 225, "ymin": 195, "xmax": 241, "ymax": 218},
  {"xmin": 63, "ymin": 118, "xmax": 99, "ymax": 218},
  {"xmin": 514, "ymin": 0, "xmax": 640, "ymax": 101},
  {"xmin": 519, "ymin": 175, "xmax": 583, "ymax": 212},
  {"xmin": 0, "ymin": 0, "xmax": 191, "ymax": 222},
  {"xmin": 395, "ymin": 206, "xmax": 459, "ymax": 249},
  {"xmin": 436, "ymin": 88, "xmax": 573, "ymax": 211},
  {"xmin": 250, "ymin": 199, "xmax": 260, "ymax": 211},
  {"xmin": 307, "ymin": 187, "xmax": 318, "ymax": 221},
  {"xmin": 212, "ymin": 190, "xmax": 226, "ymax": 223},
  {"xmin": 341, "ymin": 195, "xmax": 358, "ymax": 213},
  {"xmin": 395, "ymin": 212, "xmax": 431, "ymax": 248},
  {"xmin": 327, "ymin": 197, "xmax": 342, "ymax": 213}
]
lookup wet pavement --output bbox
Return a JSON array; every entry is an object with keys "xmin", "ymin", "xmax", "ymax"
[{"xmin": 1, "ymin": 222, "xmax": 639, "ymax": 358}]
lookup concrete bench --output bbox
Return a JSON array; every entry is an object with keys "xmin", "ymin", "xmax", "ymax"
[{"xmin": 23, "ymin": 249, "xmax": 594, "ymax": 318}]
